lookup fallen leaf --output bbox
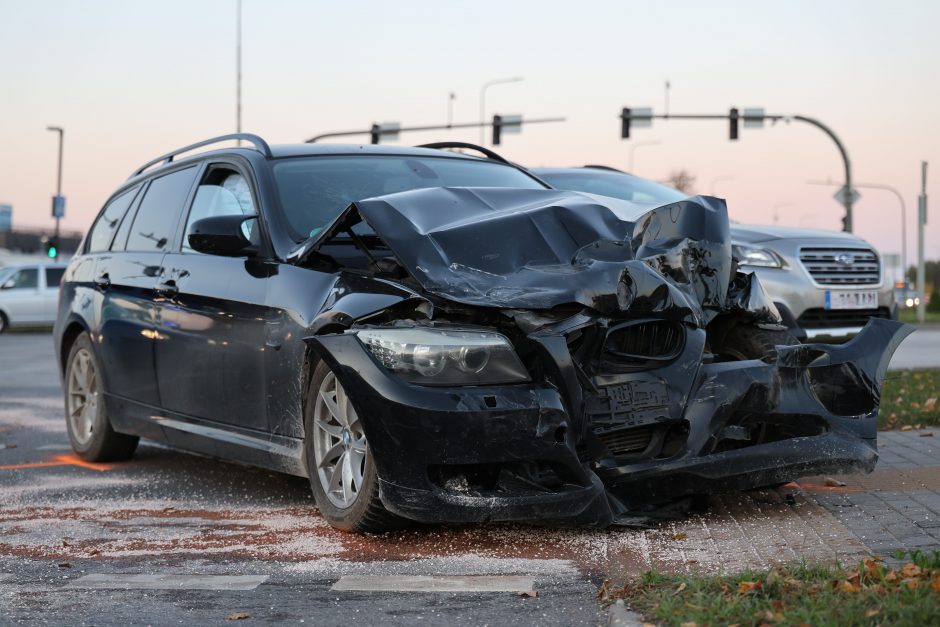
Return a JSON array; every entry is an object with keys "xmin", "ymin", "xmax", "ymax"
[
  {"xmin": 901, "ymin": 425, "xmax": 914, "ymax": 431},
  {"xmin": 2, "ymin": 443, "xmax": 16, "ymax": 449},
  {"xmin": 824, "ymin": 477, "xmax": 847, "ymax": 487},
  {"xmin": 226, "ymin": 613, "xmax": 250, "ymax": 621},
  {"xmin": 673, "ymin": 532, "xmax": 688, "ymax": 540},
  {"xmin": 88, "ymin": 549, "xmax": 100, "ymax": 556},
  {"xmin": 865, "ymin": 608, "xmax": 881, "ymax": 618},
  {"xmin": 162, "ymin": 507, "xmax": 177, "ymax": 513},
  {"xmin": 904, "ymin": 578, "xmax": 920, "ymax": 590},
  {"xmin": 901, "ymin": 563, "xmax": 922, "ymax": 578},
  {"xmin": 838, "ymin": 580, "xmax": 860, "ymax": 593},
  {"xmin": 57, "ymin": 562, "xmax": 71, "ymax": 568},
  {"xmin": 674, "ymin": 582, "xmax": 687, "ymax": 594},
  {"xmin": 884, "ymin": 570, "xmax": 898, "ymax": 583},
  {"xmin": 920, "ymin": 432, "xmax": 934, "ymax": 437},
  {"xmin": 680, "ymin": 622, "xmax": 698, "ymax": 627},
  {"xmin": 62, "ymin": 540, "xmax": 70, "ymax": 548},
  {"xmin": 596, "ymin": 580, "xmax": 609, "ymax": 600},
  {"xmin": 924, "ymin": 397, "xmax": 937, "ymax": 411},
  {"xmin": 738, "ymin": 580, "xmax": 761, "ymax": 593},
  {"xmin": 517, "ymin": 590, "xmax": 538, "ymax": 598},
  {"xmin": 931, "ymin": 575, "xmax": 940, "ymax": 593}
]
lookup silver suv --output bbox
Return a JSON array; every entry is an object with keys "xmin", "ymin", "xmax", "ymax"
[{"xmin": 530, "ymin": 167, "xmax": 897, "ymax": 343}]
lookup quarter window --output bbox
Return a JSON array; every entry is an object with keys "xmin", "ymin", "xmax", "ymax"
[
  {"xmin": 125, "ymin": 167, "xmax": 198, "ymax": 252},
  {"xmin": 87, "ymin": 187, "xmax": 139, "ymax": 253}
]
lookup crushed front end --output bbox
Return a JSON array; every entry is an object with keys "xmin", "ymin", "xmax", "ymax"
[{"xmin": 300, "ymin": 188, "xmax": 913, "ymax": 526}]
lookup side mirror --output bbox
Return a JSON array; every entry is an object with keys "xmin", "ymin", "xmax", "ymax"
[{"xmin": 187, "ymin": 215, "xmax": 259, "ymax": 257}]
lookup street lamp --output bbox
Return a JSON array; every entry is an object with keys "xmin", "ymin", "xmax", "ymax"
[
  {"xmin": 628, "ymin": 140, "xmax": 660, "ymax": 173},
  {"xmin": 46, "ymin": 126, "xmax": 64, "ymax": 241},
  {"xmin": 479, "ymin": 77, "xmax": 523, "ymax": 144},
  {"xmin": 710, "ymin": 175, "xmax": 734, "ymax": 196}
]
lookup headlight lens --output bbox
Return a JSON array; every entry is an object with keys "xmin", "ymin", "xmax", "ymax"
[
  {"xmin": 732, "ymin": 244, "xmax": 783, "ymax": 268},
  {"xmin": 356, "ymin": 327, "xmax": 530, "ymax": 386}
]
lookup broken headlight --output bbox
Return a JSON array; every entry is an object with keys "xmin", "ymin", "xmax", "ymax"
[
  {"xmin": 732, "ymin": 243, "xmax": 783, "ymax": 268},
  {"xmin": 356, "ymin": 328, "xmax": 530, "ymax": 386}
]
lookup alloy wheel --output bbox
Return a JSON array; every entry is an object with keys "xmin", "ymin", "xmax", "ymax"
[
  {"xmin": 67, "ymin": 348, "xmax": 98, "ymax": 446},
  {"xmin": 312, "ymin": 371, "xmax": 368, "ymax": 509}
]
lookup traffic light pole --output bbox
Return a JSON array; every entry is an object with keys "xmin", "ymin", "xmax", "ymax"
[
  {"xmin": 619, "ymin": 110, "xmax": 854, "ymax": 232},
  {"xmin": 306, "ymin": 117, "xmax": 565, "ymax": 144},
  {"xmin": 49, "ymin": 127, "xmax": 64, "ymax": 241}
]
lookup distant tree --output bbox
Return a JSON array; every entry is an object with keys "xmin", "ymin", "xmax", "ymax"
[
  {"xmin": 666, "ymin": 169, "xmax": 696, "ymax": 194},
  {"xmin": 906, "ymin": 261, "xmax": 940, "ymax": 291},
  {"xmin": 929, "ymin": 290, "xmax": 940, "ymax": 313}
]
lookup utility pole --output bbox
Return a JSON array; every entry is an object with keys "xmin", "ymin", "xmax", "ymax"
[
  {"xmin": 46, "ymin": 126, "xmax": 64, "ymax": 243},
  {"xmin": 236, "ymin": 0, "xmax": 242, "ymax": 145},
  {"xmin": 917, "ymin": 161, "xmax": 928, "ymax": 324},
  {"xmin": 479, "ymin": 77, "xmax": 523, "ymax": 144}
]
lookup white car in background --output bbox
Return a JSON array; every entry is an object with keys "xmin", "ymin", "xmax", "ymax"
[{"xmin": 0, "ymin": 263, "xmax": 67, "ymax": 333}]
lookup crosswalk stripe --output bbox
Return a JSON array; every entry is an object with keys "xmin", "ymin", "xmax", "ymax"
[
  {"xmin": 331, "ymin": 575, "xmax": 535, "ymax": 593},
  {"xmin": 64, "ymin": 574, "xmax": 268, "ymax": 590}
]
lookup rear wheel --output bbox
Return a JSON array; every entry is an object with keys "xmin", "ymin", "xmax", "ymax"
[
  {"xmin": 0, "ymin": 312, "xmax": 8, "ymax": 334},
  {"xmin": 304, "ymin": 361, "xmax": 403, "ymax": 532},
  {"xmin": 64, "ymin": 333, "xmax": 139, "ymax": 461}
]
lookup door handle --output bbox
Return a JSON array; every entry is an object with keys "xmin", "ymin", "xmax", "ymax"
[
  {"xmin": 95, "ymin": 273, "xmax": 111, "ymax": 290},
  {"xmin": 155, "ymin": 280, "xmax": 179, "ymax": 298}
]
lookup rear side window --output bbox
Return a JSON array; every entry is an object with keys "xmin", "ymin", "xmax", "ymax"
[
  {"xmin": 87, "ymin": 187, "xmax": 139, "ymax": 252},
  {"xmin": 45, "ymin": 267, "xmax": 65, "ymax": 287},
  {"xmin": 125, "ymin": 167, "xmax": 198, "ymax": 253}
]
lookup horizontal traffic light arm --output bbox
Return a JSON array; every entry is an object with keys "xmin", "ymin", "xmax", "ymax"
[{"xmin": 306, "ymin": 117, "xmax": 565, "ymax": 143}]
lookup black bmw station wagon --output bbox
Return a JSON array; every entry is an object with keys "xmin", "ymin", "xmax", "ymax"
[{"xmin": 55, "ymin": 134, "xmax": 909, "ymax": 532}]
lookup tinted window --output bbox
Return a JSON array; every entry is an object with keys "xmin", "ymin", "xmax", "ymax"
[
  {"xmin": 272, "ymin": 156, "xmax": 545, "ymax": 240},
  {"xmin": 6, "ymin": 268, "xmax": 38, "ymax": 289},
  {"xmin": 183, "ymin": 169, "xmax": 257, "ymax": 253},
  {"xmin": 87, "ymin": 187, "xmax": 139, "ymax": 252},
  {"xmin": 535, "ymin": 170, "xmax": 687, "ymax": 205},
  {"xmin": 125, "ymin": 167, "xmax": 198, "ymax": 252},
  {"xmin": 45, "ymin": 267, "xmax": 65, "ymax": 287}
]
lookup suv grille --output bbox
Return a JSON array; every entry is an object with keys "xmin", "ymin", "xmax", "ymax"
[
  {"xmin": 799, "ymin": 247, "xmax": 880, "ymax": 285},
  {"xmin": 797, "ymin": 307, "xmax": 892, "ymax": 329}
]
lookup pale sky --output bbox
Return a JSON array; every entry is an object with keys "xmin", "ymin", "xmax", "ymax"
[{"xmin": 1, "ymin": 0, "xmax": 938, "ymax": 268}]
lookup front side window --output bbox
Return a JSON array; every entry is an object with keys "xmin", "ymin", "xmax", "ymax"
[
  {"xmin": 87, "ymin": 186, "xmax": 139, "ymax": 253},
  {"xmin": 45, "ymin": 267, "xmax": 65, "ymax": 287},
  {"xmin": 272, "ymin": 155, "xmax": 545, "ymax": 240},
  {"xmin": 3, "ymin": 268, "xmax": 39, "ymax": 289},
  {"xmin": 536, "ymin": 171, "xmax": 687, "ymax": 205},
  {"xmin": 183, "ymin": 168, "xmax": 257, "ymax": 253},
  {"xmin": 125, "ymin": 167, "xmax": 198, "ymax": 252}
]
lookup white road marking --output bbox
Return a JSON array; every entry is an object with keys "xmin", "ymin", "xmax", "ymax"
[
  {"xmin": 64, "ymin": 574, "xmax": 268, "ymax": 591},
  {"xmin": 331, "ymin": 575, "xmax": 535, "ymax": 593}
]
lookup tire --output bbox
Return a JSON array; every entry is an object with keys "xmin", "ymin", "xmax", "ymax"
[
  {"xmin": 64, "ymin": 333, "xmax": 139, "ymax": 462},
  {"xmin": 304, "ymin": 360, "xmax": 404, "ymax": 533},
  {"xmin": 0, "ymin": 312, "xmax": 8, "ymax": 334},
  {"xmin": 717, "ymin": 324, "xmax": 799, "ymax": 363}
]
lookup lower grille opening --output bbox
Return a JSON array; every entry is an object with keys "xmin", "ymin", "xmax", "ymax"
[
  {"xmin": 597, "ymin": 425, "xmax": 656, "ymax": 457},
  {"xmin": 593, "ymin": 421, "xmax": 689, "ymax": 461},
  {"xmin": 713, "ymin": 413, "xmax": 829, "ymax": 453},
  {"xmin": 429, "ymin": 462, "xmax": 578, "ymax": 495}
]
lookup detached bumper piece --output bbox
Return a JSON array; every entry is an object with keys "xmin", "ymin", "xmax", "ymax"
[{"xmin": 309, "ymin": 318, "xmax": 911, "ymax": 527}]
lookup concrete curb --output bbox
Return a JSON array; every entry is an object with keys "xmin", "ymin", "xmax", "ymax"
[{"xmin": 607, "ymin": 600, "xmax": 648, "ymax": 627}]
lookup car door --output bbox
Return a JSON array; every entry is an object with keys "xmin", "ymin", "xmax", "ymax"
[
  {"xmin": 94, "ymin": 166, "xmax": 199, "ymax": 407},
  {"xmin": 0, "ymin": 267, "xmax": 43, "ymax": 323},
  {"xmin": 42, "ymin": 266, "xmax": 65, "ymax": 322},
  {"xmin": 154, "ymin": 162, "xmax": 271, "ymax": 432}
]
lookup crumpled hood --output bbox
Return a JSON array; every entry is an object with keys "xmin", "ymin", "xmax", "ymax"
[{"xmin": 339, "ymin": 187, "xmax": 758, "ymax": 325}]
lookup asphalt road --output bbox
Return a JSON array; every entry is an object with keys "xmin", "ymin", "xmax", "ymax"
[{"xmin": 0, "ymin": 329, "xmax": 937, "ymax": 626}]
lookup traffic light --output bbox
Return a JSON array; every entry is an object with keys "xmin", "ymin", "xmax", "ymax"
[
  {"xmin": 729, "ymin": 107, "xmax": 739, "ymax": 140},
  {"xmin": 621, "ymin": 107, "xmax": 631, "ymax": 138},
  {"xmin": 492, "ymin": 115, "xmax": 503, "ymax": 145},
  {"xmin": 45, "ymin": 238, "xmax": 58, "ymax": 259}
]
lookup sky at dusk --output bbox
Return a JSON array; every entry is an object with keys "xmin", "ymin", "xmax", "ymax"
[{"xmin": 1, "ymin": 0, "xmax": 938, "ymax": 269}]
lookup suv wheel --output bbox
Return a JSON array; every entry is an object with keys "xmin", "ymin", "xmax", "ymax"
[
  {"xmin": 0, "ymin": 312, "xmax": 8, "ymax": 334},
  {"xmin": 304, "ymin": 361, "xmax": 403, "ymax": 532},
  {"xmin": 64, "ymin": 333, "xmax": 139, "ymax": 461}
]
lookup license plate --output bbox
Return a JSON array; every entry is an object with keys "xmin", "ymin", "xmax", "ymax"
[{"xmin": 824, "ymin": 290, "xmax": 878, "ymax": 310}]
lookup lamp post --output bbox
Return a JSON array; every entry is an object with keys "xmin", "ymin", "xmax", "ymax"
[
  {"xmin": 236, "ymin": 0, "xmax": 242, "ymax": 145},
  {"xmin": 479, "ymin": 77, "xmax": 523, "ymax": 144},
  {"xmin": 628, "ymin": 140, "xmax": 660, "ymax": 173},
  {"xmin": 46, "ymin": 126, "xmax": 64, "ymax": 240}
]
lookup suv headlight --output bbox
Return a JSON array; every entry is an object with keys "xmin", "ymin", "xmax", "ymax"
[
  {"xmin": 732, "ymin": 243, "xmax": 783, "ymax": 268},
  {"xmin": 356, "ymin": 327, "xmax": 530, "ymax": 386}
]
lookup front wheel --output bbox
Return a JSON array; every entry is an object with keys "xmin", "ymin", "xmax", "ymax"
[
  {"xmin": 304, "ymin": 361, "xmax": 403, "ymax": 532},
  {"xmin": 64, "ymin": 333, "xmax": 139, "ymax": 461}
]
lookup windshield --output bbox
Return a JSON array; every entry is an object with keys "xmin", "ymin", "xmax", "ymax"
[
  {"xmin": 535, "ymin": 169, "xmax": 687, "ymax": 205},
  {"xmin": 272, "ymin": 155, "xmax": 545, "ymax": 240}
]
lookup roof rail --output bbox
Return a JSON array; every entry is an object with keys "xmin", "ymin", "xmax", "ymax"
[
  {"xmin": 129, "ymin": 133, "xmax": 273, "ymax": 179},
  {"xmin": 415, "ymin": 142, "xmax": 512, "ymax": 165}
]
